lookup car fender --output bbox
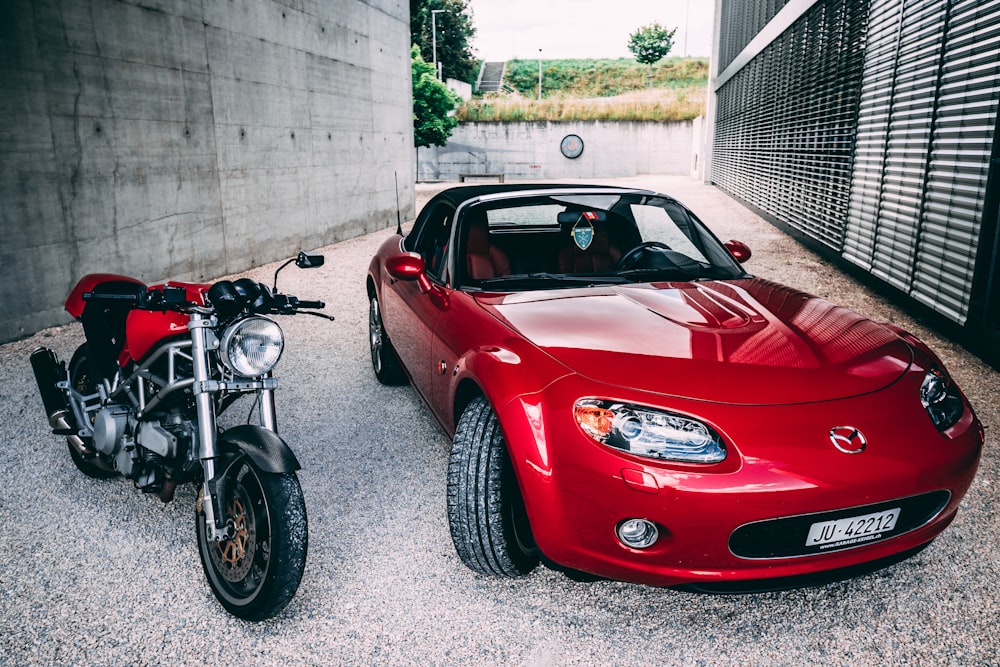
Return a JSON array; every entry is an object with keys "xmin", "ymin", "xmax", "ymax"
[
  {"xmin": 489, "ymin": 371, "xmax": 589, "ymax": 561},
  {"xmin": 449, "ymin": 340, "xmax": 579, "ymax": 555},
  {"xmin": 448, "ymin": 331, "xmax": 572, "ymax": 431}
]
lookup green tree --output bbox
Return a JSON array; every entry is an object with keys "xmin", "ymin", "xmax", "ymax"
[
  {"xmin": 627, "ymin": 23, "xmax": 677, "ymax": 87},
  {"xmin": 411, "ymin": 0, "xmax": 477, "ymax": 83},
  {"xmin": 412, "ymin": 46, "xmax": 461, "ymax": 148}
]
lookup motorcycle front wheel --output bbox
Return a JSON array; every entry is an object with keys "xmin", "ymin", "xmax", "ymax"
[{"xmin": 196, "ymin": 459, "xmax": 307, "ymax": 621}]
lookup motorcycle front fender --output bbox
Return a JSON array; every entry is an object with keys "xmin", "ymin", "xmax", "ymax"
[{"xmin": 217, "ymin": 424, "xmax": 301, "ymax": 473}]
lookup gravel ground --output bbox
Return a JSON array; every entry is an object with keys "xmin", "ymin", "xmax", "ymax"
[{"xmin": 1, "ymin": 176, "xmax": 996, "ymax": 666}]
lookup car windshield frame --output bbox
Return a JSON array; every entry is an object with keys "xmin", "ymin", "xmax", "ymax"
[{"xmin": 446, "ymin": 188, "xmax": 749, "ymax": 292}]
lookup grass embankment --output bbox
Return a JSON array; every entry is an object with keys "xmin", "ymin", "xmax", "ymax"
[{"xmin": 456, "ymin": 57, "xmax": 708, "ymax": 122}]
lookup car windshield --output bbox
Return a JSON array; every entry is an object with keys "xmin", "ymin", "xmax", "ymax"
[{"xmin": 457, "ymin": 192, "xmax": 747, "ymax": 290}]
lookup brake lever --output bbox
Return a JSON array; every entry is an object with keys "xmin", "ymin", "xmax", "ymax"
[{"xmin": 297, "ymin": 310, "xmax": 336, "ymax": 321}]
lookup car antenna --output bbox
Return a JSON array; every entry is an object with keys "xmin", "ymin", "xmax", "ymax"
[{"xmin": 394, "ymin": 171, "xmax": 403, "ymax": 236}]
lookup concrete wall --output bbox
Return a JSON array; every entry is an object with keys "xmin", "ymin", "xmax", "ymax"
[
  {"xmin": 0, "ymin": 0, "xmax": 414, "ymax": 342},
  {"xmin": 417, "ymin": 120, "xmax": 695, "ymax": 182}
]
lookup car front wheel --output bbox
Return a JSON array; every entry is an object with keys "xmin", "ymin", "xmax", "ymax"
[{"xmin": 447, "ymin": 396, "xmax": 539, "ymax": 577}]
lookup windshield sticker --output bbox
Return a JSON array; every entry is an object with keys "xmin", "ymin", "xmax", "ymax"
[{"xmin": 572, "ymin": 217, "xmax": 595, "ymax": 250}]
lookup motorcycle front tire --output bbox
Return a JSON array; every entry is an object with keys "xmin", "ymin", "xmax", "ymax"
[{"xmin": 196, "ymin": 458, "xmax": 307, "ymax": 621}]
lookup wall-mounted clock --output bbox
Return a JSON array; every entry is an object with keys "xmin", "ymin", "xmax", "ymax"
[{"xmin": 560, "ymin": 134, "xmax": 584, "ymax": 159}]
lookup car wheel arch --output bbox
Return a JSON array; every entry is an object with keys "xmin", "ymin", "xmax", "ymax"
[{"xmin": 452, "ymin": 378, "xmax": 485, "ymax": 432}]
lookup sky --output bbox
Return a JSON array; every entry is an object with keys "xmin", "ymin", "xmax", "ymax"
[{"xmin": 466, "ymin": 0, "xmax": 715, "ymax": 61}]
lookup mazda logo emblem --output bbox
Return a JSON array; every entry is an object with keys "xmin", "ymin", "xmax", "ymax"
[{"xmin": 830, "ymin": 426, "xmax": 867, "ymax": 454}]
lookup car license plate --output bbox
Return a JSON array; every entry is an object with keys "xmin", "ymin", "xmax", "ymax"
[{"xmin": 806, "ymin": 507, "xmax": 900, "ymax": 548}]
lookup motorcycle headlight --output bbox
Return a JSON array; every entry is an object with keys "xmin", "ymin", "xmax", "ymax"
[
  {"xmin": 920, "ymin": 368, "xmax": 964, "ymax": 431},
  {"xmin": 574, "ymin": 399, "xmax": 726, "ymax": 464},
  {"xmin": 221, "ymin": 316, "xmax": 284, "ymax": 377}
]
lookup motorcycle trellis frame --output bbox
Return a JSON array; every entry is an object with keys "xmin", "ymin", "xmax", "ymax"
[{"xmin": 63, "ymin": 312, "xmax": 289, "ymax": 540}]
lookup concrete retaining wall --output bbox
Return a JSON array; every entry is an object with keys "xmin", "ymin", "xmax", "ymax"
[
  {"xmin": 417, "ymin": 120, "xmax": 695, "ymax": 182},
  {"xmin": 0, "ymin": 0, "xmax": 414, "ymax": 342}
]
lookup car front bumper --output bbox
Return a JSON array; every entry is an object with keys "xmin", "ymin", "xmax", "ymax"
[{"xmin": 496, "ymin": 373, "xmax": 983, "ymax": 589}]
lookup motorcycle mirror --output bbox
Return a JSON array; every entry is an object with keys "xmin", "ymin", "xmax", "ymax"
[
  {"xmin": 273, "ymin": 251, "xmax": 325, "ymax": 293},
  {"xmin": 296, "ymin": 252, "xmax": 325, "ymax": 269}
]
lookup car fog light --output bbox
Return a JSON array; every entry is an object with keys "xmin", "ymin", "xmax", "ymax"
[{"xmin": 616, "ymin": 518, "xmax": 659, "ymax": 549}]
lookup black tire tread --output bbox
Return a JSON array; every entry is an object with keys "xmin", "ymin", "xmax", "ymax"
[
  {"xmin": 198, "ymin": 466, "xmax": 308, "ymax": 622},
  {"xmin": 447, "ymin": 396, "xmax": 537, "ymax": 577}
]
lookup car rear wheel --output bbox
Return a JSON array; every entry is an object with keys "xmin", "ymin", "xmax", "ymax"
[
  {"xmin": 369, "ymin": 292, "xmax": 407, "ymax": 385},
  {"xmin": 447, "ymin": 396, "xmax": 539, "ymax": 577}
]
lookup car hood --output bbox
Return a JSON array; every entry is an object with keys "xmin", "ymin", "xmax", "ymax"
[{"xmin": 475, "ymin": 278, "xmax": 913, "ymax": 405}]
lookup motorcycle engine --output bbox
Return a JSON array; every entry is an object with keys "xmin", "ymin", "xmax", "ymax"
[
  {"xmin": 91, "ymin": 403, "xmax": 134, "ymax": 474},
  {"xmin": 90, "ymin": 407, "xmax": 197, "ymax": 493},
  {"xmin": 133, "ymin": 416, "xmax": 197, "ymax": 496}
]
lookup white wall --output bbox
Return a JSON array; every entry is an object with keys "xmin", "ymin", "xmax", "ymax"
[{"xmin": 418, "ymin": 120, "xmax": 695, "ymax": 181}]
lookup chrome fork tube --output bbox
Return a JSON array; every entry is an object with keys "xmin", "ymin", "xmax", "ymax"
[
  {"xmin": 260, "ymin": 371, "xmax": 278, "ymax": 433},
  {"xmin": 189, "ymin": 313, "xmax": 224, "ymax": 535}
]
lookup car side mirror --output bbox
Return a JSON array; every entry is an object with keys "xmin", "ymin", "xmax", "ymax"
[
  {"xmin": 296, "ymin": 251, "xmax": 325, "ymax": 269},
  {"xmin": 725, "ymin": 240, "xmax": 752, "ymax": 263},
  {"xmin": 386, "ymin": 252, "xmax": 433, "ymax": 293}
]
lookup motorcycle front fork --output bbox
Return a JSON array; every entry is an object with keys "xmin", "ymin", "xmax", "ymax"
[{"xmin": 188, "ymin": 314, "xmax": 279, "ymax": 541}]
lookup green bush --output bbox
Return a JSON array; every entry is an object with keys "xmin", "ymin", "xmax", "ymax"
[
  {"xmin": 458, "ymin": 57, "xmax": 708, "ymax": 122},
  {"xmin": 501, "ymin": 57, "xmax": 707, "ymax": 99}
]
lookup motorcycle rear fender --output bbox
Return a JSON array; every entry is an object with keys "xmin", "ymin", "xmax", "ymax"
[{"xmin": 217, "ymin": 424, "xmax": 301, "ymax": 473}]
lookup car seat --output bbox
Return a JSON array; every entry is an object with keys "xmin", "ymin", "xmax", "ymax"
[
  {"xmin": 466, "ymin": 216, "xmax": 511, "ymax": 280},
  {"xmin": 558, "ymin": 224, "xmax": 623, "ymax": 273}
]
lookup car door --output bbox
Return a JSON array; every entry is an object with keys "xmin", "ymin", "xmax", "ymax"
[
  {"xmin": 381, "ymin": 201, "xmax": 455, "ymax": 408},
  {"xmin": 427, "ymin": 289, "xmax": 483, "ymax": 434}
]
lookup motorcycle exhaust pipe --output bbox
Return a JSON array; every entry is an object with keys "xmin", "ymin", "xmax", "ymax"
[
  {"xmin": 31, "ymin": 347, "xmax": 69, "ymax": 418},
  {"xmin": 30, "ymin": 347, "xmax": 90, "ymax": 454}
]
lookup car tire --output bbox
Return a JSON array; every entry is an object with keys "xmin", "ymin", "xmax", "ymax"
[
  {"xmin": 369, "ymin": 292, "xmax": 407, "ymax": 386},
  {"xmin": 447, "ymin": 396, "xmax": 539, "ymax": 577}
]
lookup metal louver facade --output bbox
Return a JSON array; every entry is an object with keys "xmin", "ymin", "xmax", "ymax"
[
  {"xmin": 712, "ymin": 0, "xmax": 870, "ymax": 250},
  {"xmin": 711, "ymin": 0, "xmax": 1000, "ymax": 361}
]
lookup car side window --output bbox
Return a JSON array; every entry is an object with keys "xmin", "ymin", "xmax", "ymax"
[{"xmin": 412, "ymin": 203, "xmax": 454, "ymax": 281}]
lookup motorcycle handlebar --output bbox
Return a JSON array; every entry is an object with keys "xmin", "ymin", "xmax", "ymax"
[{"xmin": 86, "ymin": 282, "xmax": 327, "ymax": 318}]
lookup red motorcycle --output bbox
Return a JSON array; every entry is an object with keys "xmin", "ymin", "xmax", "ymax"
[{"xmin": 30, "ymin": 252, "xmax": 330, "ymax": 621}]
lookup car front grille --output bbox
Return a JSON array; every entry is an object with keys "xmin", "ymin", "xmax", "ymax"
[{"xmin": 729, "ymin": 490, "xmax": 951, "ymax": 559}]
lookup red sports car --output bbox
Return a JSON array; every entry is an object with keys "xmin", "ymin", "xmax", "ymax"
[{"xmin": 366, "ymin": 184, "xmax": 983, "ymax": 592}]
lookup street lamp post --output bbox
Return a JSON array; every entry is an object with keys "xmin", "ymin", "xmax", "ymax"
[
  {"xmin": 684, "ymin": 0, "xmax": 690, "ymax": 56},
  {"xmin": 538, "ymin": 49, "xmax": 542, "ymax": 100},
  {"xmin": 431, "ymin": 9, "xmax": 445, "ymax": 81}
]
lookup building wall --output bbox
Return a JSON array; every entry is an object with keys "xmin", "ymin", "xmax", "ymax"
[
  {"xmin": 417, "ymin": 120, "xmax": 696, "ymax": 182},
  {"xmin": 710, "ymin": 0, "xmax": 1000, "ymax": 356},
  {"xmin": 0, "ymin": 0, "xmax": 414, "ymax": 342}
]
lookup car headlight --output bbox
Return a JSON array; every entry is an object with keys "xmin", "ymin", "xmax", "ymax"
[
  {"xmin": 220, "ymin": 316, "xmax": 284, "ymax": 377},
  {"xmin": 574, "ymin": 399, "xmax": 726, "ymax": 463},
  {"xmin": 920, "ymin": 368, "xmax": 964, "ymax": 431}
]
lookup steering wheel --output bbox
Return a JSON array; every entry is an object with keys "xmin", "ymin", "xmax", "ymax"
[{"xmin": 616, "ymin": 241, "xmax": 672, "ymax": 270}]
